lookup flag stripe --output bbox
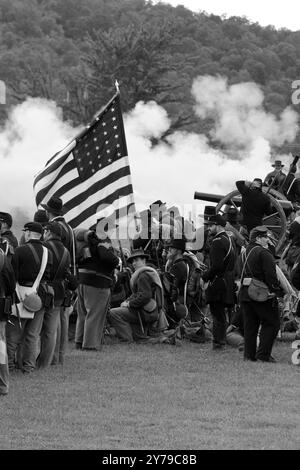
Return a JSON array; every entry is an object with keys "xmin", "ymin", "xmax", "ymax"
[
  {"xmin": 67, "ymin": 185, "xmax": 134, "ymax": 228},
  {"xmin": 74, "ymin": 197, "xmax": 136, "ymax": 230},
  {"xmin": 33, "ymin": 92, "xmax": 136, "ymax": 230},
  {"xmin": 63, "ymin": 168, "xmax": 131, "ymax": 217},
  {"xmin": 34, "ymin": 147, "xmax": 74, "ymax": 187},
  {"xmin": 37, "ymin": 156, "xmax": 130, "ymax": 208},
  {"xmin": 35, "ymin": 157, "xmax": 77, "ymax": 205}
]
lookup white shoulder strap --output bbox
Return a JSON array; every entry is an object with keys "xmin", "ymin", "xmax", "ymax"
[{"xmin": 32, "ymin": 246, "xmax": 48, "ymax": 291}]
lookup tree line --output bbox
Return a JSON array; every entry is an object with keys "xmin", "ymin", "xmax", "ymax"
[{"xmin": 0, "ymin": 0, "xmax": 299, "ymax": 148}]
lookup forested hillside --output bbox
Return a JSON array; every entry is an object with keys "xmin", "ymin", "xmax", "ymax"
[{"xmin": 0, "ymin": 0, "xmax": 299, "ymax": 148}]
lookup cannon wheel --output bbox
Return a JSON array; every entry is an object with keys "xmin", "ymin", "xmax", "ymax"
[{"xmin": 215, "ymin": 187, "xmax": 287, "ymax": 254}]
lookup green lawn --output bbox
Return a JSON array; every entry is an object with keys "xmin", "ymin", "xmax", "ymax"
[{"xmin": 1, "ymin": 338, "xmax": 299, "ymax": 450}]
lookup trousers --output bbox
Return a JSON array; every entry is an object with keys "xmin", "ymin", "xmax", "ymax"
[
  {"xmin": 6, "ymin": 309, "xmax": 45, "ymax": 373},
  {"xmin": 242, "ymin": 299, "xmax": 280, "ymax": 361},
  {"xmin": 109, "ymin": 307, "xmax": 149, "ymax": 342},
  {"xmin": 209, "ymin": 302, "xmax": 227, "ymax": 346},
  {"xmin": 0, "ymin": 321, "xmax": 9, "ymax": 394},
  {"xmin": 38, "ymin": 305, "xmax": 60, "ymax": 368},
  {"xmin": 75, "ymin": 284, "xmax": 110, "ymax": 349}
]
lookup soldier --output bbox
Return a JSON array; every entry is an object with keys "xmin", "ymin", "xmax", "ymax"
[
  {"xmin": 0, "ymin": 249, "xmax": 15, "ymax": 395},
  {"xmin": 202, "ymin": 214, "xmax": 236, "ymax": 350},
  {"xmin": 236, "ymin": 178, "xmax": 272, "ymax": 233},
  {"xmin": 264, "ymin": 160, "xmax": 286, "ymax": 190},
  {"xmin": 38, "ymin": 222, "xmax": 77, "ymax": 368},
  {"xmin": 239, "ymin": 225, "xmax": 283, "ymax": 362},
  {"xmin": 164, "ymin": 238, "xmax": 189, "ymax": 324},
  {"xmin": 75, "ymin": 232, "xmax": 119, "ymax": 350},
  {"xmin": 41, "ymin": 196, "xmax": 75, "ymax": 364},
  {"xmin": 6, "ymin": 222, "xmax": 53, "ymax": 373},
  {"xmin": 109, "ymin": 249, "xmax": 162, "ymax": 342},
  {"xmin": 0, "ymin": 212, "xmax": 18, "ymax": 258}
]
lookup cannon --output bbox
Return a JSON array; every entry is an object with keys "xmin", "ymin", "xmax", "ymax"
[{"xmin": 194, "ymin": 155, "xmax": 300, "ymax": 254}]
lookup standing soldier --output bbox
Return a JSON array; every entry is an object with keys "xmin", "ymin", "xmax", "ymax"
[
  {"xmin": 239, "ymin": 226, "xmax": 283, "ymax": 362},
  {"xmin": 264, "ymin": 160, "xmax": 286, "ymax": 191},
  {"xmin": 41, "ymin": 196, "xmax": 75, "ymax": 365},
  {"xmin": 202, "ymin": 214, "xmax": 236, "ymax": 350},
  {"xmin": 6, "ymin": 222, "xmax": 53, "ymax": 373},
  {"xmin": 0, "ymin": 249, "xmax": 15, "ymax": 395},
  {"xmin": 0, "ymin": 212, "xmax": 18, "ymax": 258},
  {"xmin": 236, "ymin": 179, "xmax": 272, "ymax": 233},
  {"xmin": 75, "ymin": 231, "xmax": 119, "ymax": 350},
  {"xmin": 38, "ymin": 222, "xmax": 77, "ymax": 368}
]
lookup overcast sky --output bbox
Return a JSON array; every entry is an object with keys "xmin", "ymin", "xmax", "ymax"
[{"xmin": 153, "ymin": 0, "xmax": 300, "ymax": 31}]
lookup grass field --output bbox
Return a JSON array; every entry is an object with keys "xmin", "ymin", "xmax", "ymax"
[{"xmin": 1, "ymin": 337, "xmax": 299, "ymax": 450}]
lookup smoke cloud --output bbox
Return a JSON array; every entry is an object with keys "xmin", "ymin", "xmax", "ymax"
[{"xmin": 0, "ymin": 75, "xmax": 299, "ymax": 236}]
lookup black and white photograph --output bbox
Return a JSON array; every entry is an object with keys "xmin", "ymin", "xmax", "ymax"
[{"xmin": 0, "ymin": 0, "xmax": 299, "ymax": 452}]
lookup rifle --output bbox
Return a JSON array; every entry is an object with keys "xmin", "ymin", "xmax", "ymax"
[{"xmin": 278, "ymin": 154, "xmax": 300, "ymax": 194}]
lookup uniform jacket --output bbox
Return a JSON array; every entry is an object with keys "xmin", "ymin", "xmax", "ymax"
[
  {"xmin": 288, "ymin": 217, "xmax": 300, "ymax": 246},
  {"xmin": 11, "ymin": 239, "xmax": 53, "ymax": 286},
  {"xmin": 202, "ymin": 231, "xmax": 236, "ymax": 305},
  {"xmin": 168, "ymin": 257, "xmax": 188, "ymax": 302},
  {"xmin": 239, "ymin": 242, "xmax": 282, "ymax": 302},
  {"xmin": 78, "ymin": 235, "xmax": 119, "ymax": 288},
  {"xmin": 51, "ymin": 216, "xmax": 74, "ymax": 255},
  {"xmin": 128, "ymin": 266, "xmax": 162, "ymax": 311},
  {"xmin": 44, "ymin": 236, "xmax": 76, "ymax": 302},
  {"xmin": 236, "ymin": 180, "xmax": 272, "ymax": 231},
  {"xmin": 0, "ymin": 230, "xmax": 18, "ymax": 258},
  {"xmin": 264, "ymin": 170, "xmax": 286, "ymax": 190},
  {"xmin": 0, "ymin": 255, "xmax": 16, "ymax": 298}
]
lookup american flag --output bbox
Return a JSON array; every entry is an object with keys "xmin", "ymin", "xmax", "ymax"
[{"xmin": 33, "ymin": 91, "xmax": 136, "ymax": 232}]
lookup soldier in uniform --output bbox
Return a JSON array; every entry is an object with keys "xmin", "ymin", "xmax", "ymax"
[
  {"xmin": 0, "ymin": 212, "xmax": 18, "ymax": 258},
  {"xmin": 236, "ymin": 178, "xmax": 272, "ymax": 233},
  {"xmin": 0, "ymin": 249, "xmax": 15, "ymax": 395},
  {"xmin": 6, "ymin": 222, "xmax": 53, "ymax": 373},
  {"xmin": 41, "ymin": 196, "xmax": 75, "ymax": 365},
  {"xmin": 239, "ymin": 225, "xmax": 283, "ymax": 362},
  {"xmin": 38, "ymin": 222, "xmax": 77, "ymax": 368},
  {"xmin": 264, "ymin": 160, "xmax": 286, "ymax": 191},
  {"xmin": 202, "ymin": 214, "xmax": 236, "ymax": 349},
  {"xmin": 75, "ymin": 232, "xmax": 119, "ymax": 350}
]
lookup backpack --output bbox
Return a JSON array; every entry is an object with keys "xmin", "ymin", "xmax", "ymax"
[
  {"xmin": 73, "ymin": 228, "xmax": 91, "ymax": 263},
  {"xmin": 182, "ymin": 251, "xmax": 206, "ymax": 299}
]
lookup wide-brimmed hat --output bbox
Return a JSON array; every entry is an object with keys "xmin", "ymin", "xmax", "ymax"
[
  {"xmin": 272, "ymin": 160, "xmax": 284, "ymax": 167},
  {"xmin": 206, "ymin": 214, "xmax": 226, "ymax": 227},
  {"xmin": 203, "ymin": 206, "xmax": 216, "ymax": 224},
  {"xmin": 249, "ymin": 225, "xmax": 269, "ymax": 241},
  {"xmin": 127, "ymin": 249, "xmax": 150, "ymax": 263},
  {"xmin": 34, "ymin": 209, "xmax": 49, "ymax": 226},
  {"xmin": 41, "ymin": 196, "xmax": 64, "ymax": 215},
  {"xmin": 166, "ymin": 238, "xmax": 186, "ymax": 252}
]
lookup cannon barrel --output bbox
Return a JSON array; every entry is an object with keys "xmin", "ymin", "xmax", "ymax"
[{"xmin": 194, "ymin": 191, "xmax": 294, "ymax": 211}]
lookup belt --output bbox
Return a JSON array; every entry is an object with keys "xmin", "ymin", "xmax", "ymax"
[{"xmin": 78, "ymin": 269, "xmax": 112, "ymax": 282}]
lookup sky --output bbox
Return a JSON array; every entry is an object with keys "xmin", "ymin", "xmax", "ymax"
[{"xmin": 153, "ymin": 0, "xmax": 300, "ymax": 31}]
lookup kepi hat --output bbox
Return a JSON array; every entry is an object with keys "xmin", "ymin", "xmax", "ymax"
[
  {"xmin": 22, "ymin": 222, "xmax": 43, "ymax": 235},
  {"xmin": 0, "ymin": 212, "xmax": 12, "ymax": 228}
]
